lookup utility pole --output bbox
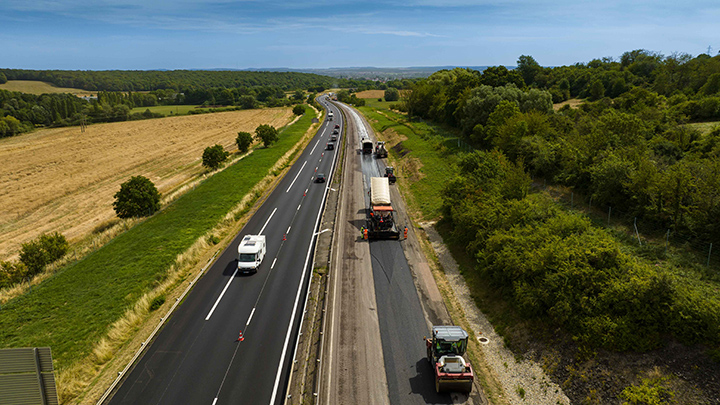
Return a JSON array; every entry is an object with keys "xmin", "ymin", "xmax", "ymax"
[{"xmin": 708, "ymin": 45, "xmax": 713, "ymax": 56}]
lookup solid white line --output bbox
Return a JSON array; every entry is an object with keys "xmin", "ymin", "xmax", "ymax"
[
  {"xmin": 271, "ymin": 257, "xmax": 277, "ymax": 269},
  {"xmin": 212, "ymin": 398, "xmax": 218, "ymax": 405},
  {"xmin": 286, "ymin": 161, "xmax": 308, "ymax": 193},
  {"xmin": 296, "ymin": 204, "xmax": 301, "ymax": 211},
  {"xmin": 270, "ymin": 104, "xmax": 341, "ymax": 405},
  {"xmin": 259, "ymin": 207, "xmax": 277, "ymax": 235},
  {"xmin": 286, "ymin": 225, "xmax": 291, "ymax": 234},
  {"xmin": 246, "ymin": 307, "xmax": 256, "ymax": 327},
  {"xmin": 310, "ymin": 139, "xmax": 320, "ymax": 154},
  {"xmin": 205, "ymin": 268, "xmax": 239, "ymax": 321}
]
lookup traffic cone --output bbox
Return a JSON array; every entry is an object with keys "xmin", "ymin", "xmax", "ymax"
[
  {"xmin": 236, "ymin": 331, "xmax": 244, "ymax": 342},
  {"xmin": 283, "ymin": 234, "xmax": 287, "ymax": 241}
]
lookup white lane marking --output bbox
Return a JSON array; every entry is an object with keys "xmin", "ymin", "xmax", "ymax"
[
  {"xmin": 246, "ymin": 307, "xmax": 256, "ymax": 327},
  {"xmin": 296, "ymin": 204, "xmax": 301, "ymax": 211},
  {"xmin": 271, "ymin": 257, "xmax": 277, "ymax": 269},
  {"xmin": 286, "ymin": 225, "xmax": 291, "ymax": 234},
  {"xmin": 259, "ymin": 207, "xmax": 277, "ymax": 235},
  {"xmin": 269, "ymin": 103, "xmax": 342, "ymax": 405},
  {"xmin": 286, "ymin": 161, "xmax": 308, "ymax": 193},
  {"xmin": 212, "ymin": 398, "xmax": 218, "ymax": 405},
  {"xmin": 305, "ymin": 188, "xmax": 309, "ymax": 194},
  {"xmin": 309, "ymin": 139, "xmax": 320, "ymax": 154},
  {"xmin": 205, "ymin": 268, "xmax": 238, "ymax": 320},
  {"xmin": 315, "ymin": 228, "xmax": 331, "ymax": 236}
]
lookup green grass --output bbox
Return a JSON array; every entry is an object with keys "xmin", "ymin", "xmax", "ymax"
[
  {"xmin": 130, "ymin": 105, "xmax": 199, "ymax": 116},
  {"xmin": 358, "ymin": 104, "xmax": 463, "ymax": 220},
  {"xmin": 0, "ymin": 108, "xmax": 316, "ymax": 370},
  {"xmin": 686, "ymin": 120, "xmax": 720, "ymax": 135}
]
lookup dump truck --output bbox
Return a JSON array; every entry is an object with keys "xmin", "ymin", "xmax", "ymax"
[
  {"xmin": 375, "ymin": 141, "xmax": 388, "ymax": 158},
  {"xmin": 361, "ymin": 138, "xmax": 374, "ymax": 154},
  {"xmin": 425, "ymin": 325, "xmax": 474, "ymax": 393},
  {"xmin": 237, "ymin": 235, "xmax": 266, "ymax": 274},
  {"xmin": 366, "ymin": 177, "xmax": 400, "ymax": 239}
]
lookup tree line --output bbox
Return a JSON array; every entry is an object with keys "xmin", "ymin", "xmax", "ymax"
[{"xmin": 404, "ymin": 50, "xmax": 720, "ymax": 353}]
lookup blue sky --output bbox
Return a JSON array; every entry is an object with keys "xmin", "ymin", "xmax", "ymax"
[{"xmin": 1, "ymin": 0, "xmax": 719, "ymax": 70}]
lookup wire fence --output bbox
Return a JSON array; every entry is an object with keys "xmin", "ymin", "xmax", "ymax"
[{"xmin": 533, "ymin": 181, "xmax": 720, "ymax": 276}]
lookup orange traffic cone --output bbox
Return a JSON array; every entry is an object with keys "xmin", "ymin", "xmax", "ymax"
[{"xmin": 237, "ymin": 331, "xmax": 244, "ymax": 342}]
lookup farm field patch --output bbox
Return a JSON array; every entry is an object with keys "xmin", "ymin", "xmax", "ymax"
[
  {"xmin": 129, "ymin": 105, "xmax": 200, "ymax": 116},
  {"xmin": 0, "ymin": 108, "xmax": 294, "ymax": 260},
  {"xmin": 0, "ymin": 80, "xmax": 96, "ymax": 96}
]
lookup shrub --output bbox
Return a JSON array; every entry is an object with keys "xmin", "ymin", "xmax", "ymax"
[
  {"xmin": 0, "ymin": 261, "xmax": 29, "ymax": 288},
  {"xmin": 149, "ymin": 295, "xmax": 166, "ymax": 311},
  {"xmin": 18, "ymin": 232, "xmax": 69, "ymax": 277},
  {"xmin": 236, "ymin": 131, "xmax": 253, "ymax": 154},
  {"xmin": 113, "ymin": 176, "xmax": 161, "ymax": 218},
  {"xmin": 292, "ymin": 105, "xmax": 305, "ymax": 116},
  {"xmin": 202, "ymin": 144, "xmax": 230, "ymax": 170}
]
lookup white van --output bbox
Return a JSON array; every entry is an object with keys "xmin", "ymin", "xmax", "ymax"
[{"xmin": 237, "ymin": 235, "xmax": 266, "ymax": 273}]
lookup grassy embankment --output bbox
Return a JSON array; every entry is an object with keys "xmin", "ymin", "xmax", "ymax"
[{"xmin": 0, "ymin": 108, "xmax": 316, "ymax": 372}]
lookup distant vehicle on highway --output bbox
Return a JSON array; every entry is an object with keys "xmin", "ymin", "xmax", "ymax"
[
  {"xmin": 237, "ymin": 235, "xmax": 266, "ymax": 274},
  {"xmin": 326, "ymin": 142, "xmax": 335, "ymax": 150},
  {"xmin": 327, "ymin": 111, "xmax": 334, "ymax": 121},
  {"xmin": 361, "ymin": 138, "xmax": 374, "ymax": 154},
  {"xmin": 332, "ymin": 129, "xmax": 339, "ymax": 135},
  {"xmin": 315, "ymin": 173, "xmax": 326, "ymax": 183},
  {"xmin": 334, "ymin": 124, "xmax": 340, "ymax": 129},
  {"xmin": 331, "ymin": 134, "xmax": 337, "ymax": 141}
]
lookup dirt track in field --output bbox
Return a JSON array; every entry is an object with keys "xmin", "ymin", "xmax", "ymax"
[{"xmin": 0, "ymin": 108, "xmax": 294, "ymax": 261}]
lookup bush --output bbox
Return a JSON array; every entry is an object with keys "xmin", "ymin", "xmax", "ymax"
[
  {"xmin": 384, "ymin": 87, "xmax": 400, "ymax": 102},
  {"xmin": 236, "ymin": 131, "xmax": 253, "ymax": 153},
  {"xmin": 149, "ymin": 295, "xmax": 166, "ymax": 311},
  {"xmin": 202, "ymin": 144, "xmax": 230, "ymax": 170},
  {"xmin": 292, "ymin": 105, "xmax": 305, "ymax": 116},
  {"xmin": 18, "ymin": 232, "xmax": 69, "ymax": 277},
  {"xmin": 0, "ymin": 261, "xmax": 29, "ymax": 288},
  {"xmin": 113, "ymin": 176, "xmax": 161, "ymax": 218}
]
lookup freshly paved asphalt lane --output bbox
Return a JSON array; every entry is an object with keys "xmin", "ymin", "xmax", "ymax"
[
  {"xmin": 107, "ymin": 98, "xmax": 341, "ymax": 405},
  {"xmin": 346, "ymin": 106, "xmax": 464, "ymax": 404}
]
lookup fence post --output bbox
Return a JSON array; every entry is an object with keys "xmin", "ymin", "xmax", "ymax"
[
  {"xmin": 708, "ymin": 243, "xmax": 713, "ymax": 268},
  {"xmin": 634, "ymin": 217, "xmax": 642, "ymax": 246},
  {"xmin": 607, "ymin": 207, "xmax": 612, "ymax": 227}
]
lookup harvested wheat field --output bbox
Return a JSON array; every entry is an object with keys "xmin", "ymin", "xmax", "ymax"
[
  {"xmin": 0, "ymin": 108, "xmax": 294, "ymax": 260},
  {"xmin": 0, "ymin": 80, "xmax": 97, "ymax": 96}
]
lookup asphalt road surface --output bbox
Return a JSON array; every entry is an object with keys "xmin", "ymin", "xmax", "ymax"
[
  {"xmin": 107, "ymin": 98, "xmax": 342, "ymax": 405},
  {"xmin": 324, "ymin": 103, "xmax": 479, "ymax": 404}
]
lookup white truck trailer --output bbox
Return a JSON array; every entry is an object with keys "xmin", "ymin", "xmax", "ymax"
[
  {"xmin": 237, "ymin": 235, "xmax": 266, "ymax": 273},
  {"xmin": 366, "ymin": 177, "xmax": 400, "ymax": 239}
]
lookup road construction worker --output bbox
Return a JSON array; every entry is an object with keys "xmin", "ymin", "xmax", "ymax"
[{"xmin": 363, "ymin": 228, "xmax": 368, "ymax": 240}]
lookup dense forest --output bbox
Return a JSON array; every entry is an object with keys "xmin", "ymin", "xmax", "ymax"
[{"xmin": 405, "ymin": 50, "xmax": 720, "ymax": 354}]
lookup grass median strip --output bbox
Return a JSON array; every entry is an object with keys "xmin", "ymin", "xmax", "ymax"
[{"xmin": 0, "ymin": 109, "xmax": 316, "ymax": 372}]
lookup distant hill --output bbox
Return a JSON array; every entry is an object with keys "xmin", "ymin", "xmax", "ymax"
[{"xmin": 238, "ymin": 66, "xmax": 496, "ymax": 80}]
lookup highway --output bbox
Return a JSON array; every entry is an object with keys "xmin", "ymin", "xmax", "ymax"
[
  {"xmin": 107, "ymin": 98, "xmax": 342, "ymax": 405},
  {"xmin": 321, "ymin": 102, "xmax": 483, "ymax": 404}
]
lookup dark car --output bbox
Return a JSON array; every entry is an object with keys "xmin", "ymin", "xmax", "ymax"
[
  {"xmin": 332, "ymin": 129, "xmax": 339, "ymax": 135},
  {"xmin": 315, "ymin": 173, "xmax": 326, "ymax": 183},
  {"xmin": 326, "ymin": 142, "xmax": 335, "ymax": 150},
  {"xmin": 334, "ymin": 124, "xmax": 340, "ymax": 129}
]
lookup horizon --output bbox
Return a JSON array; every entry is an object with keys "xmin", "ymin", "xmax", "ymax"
[{"xmin": 2, "ymin": 1, "xmax": 719, "ymax": 70}]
